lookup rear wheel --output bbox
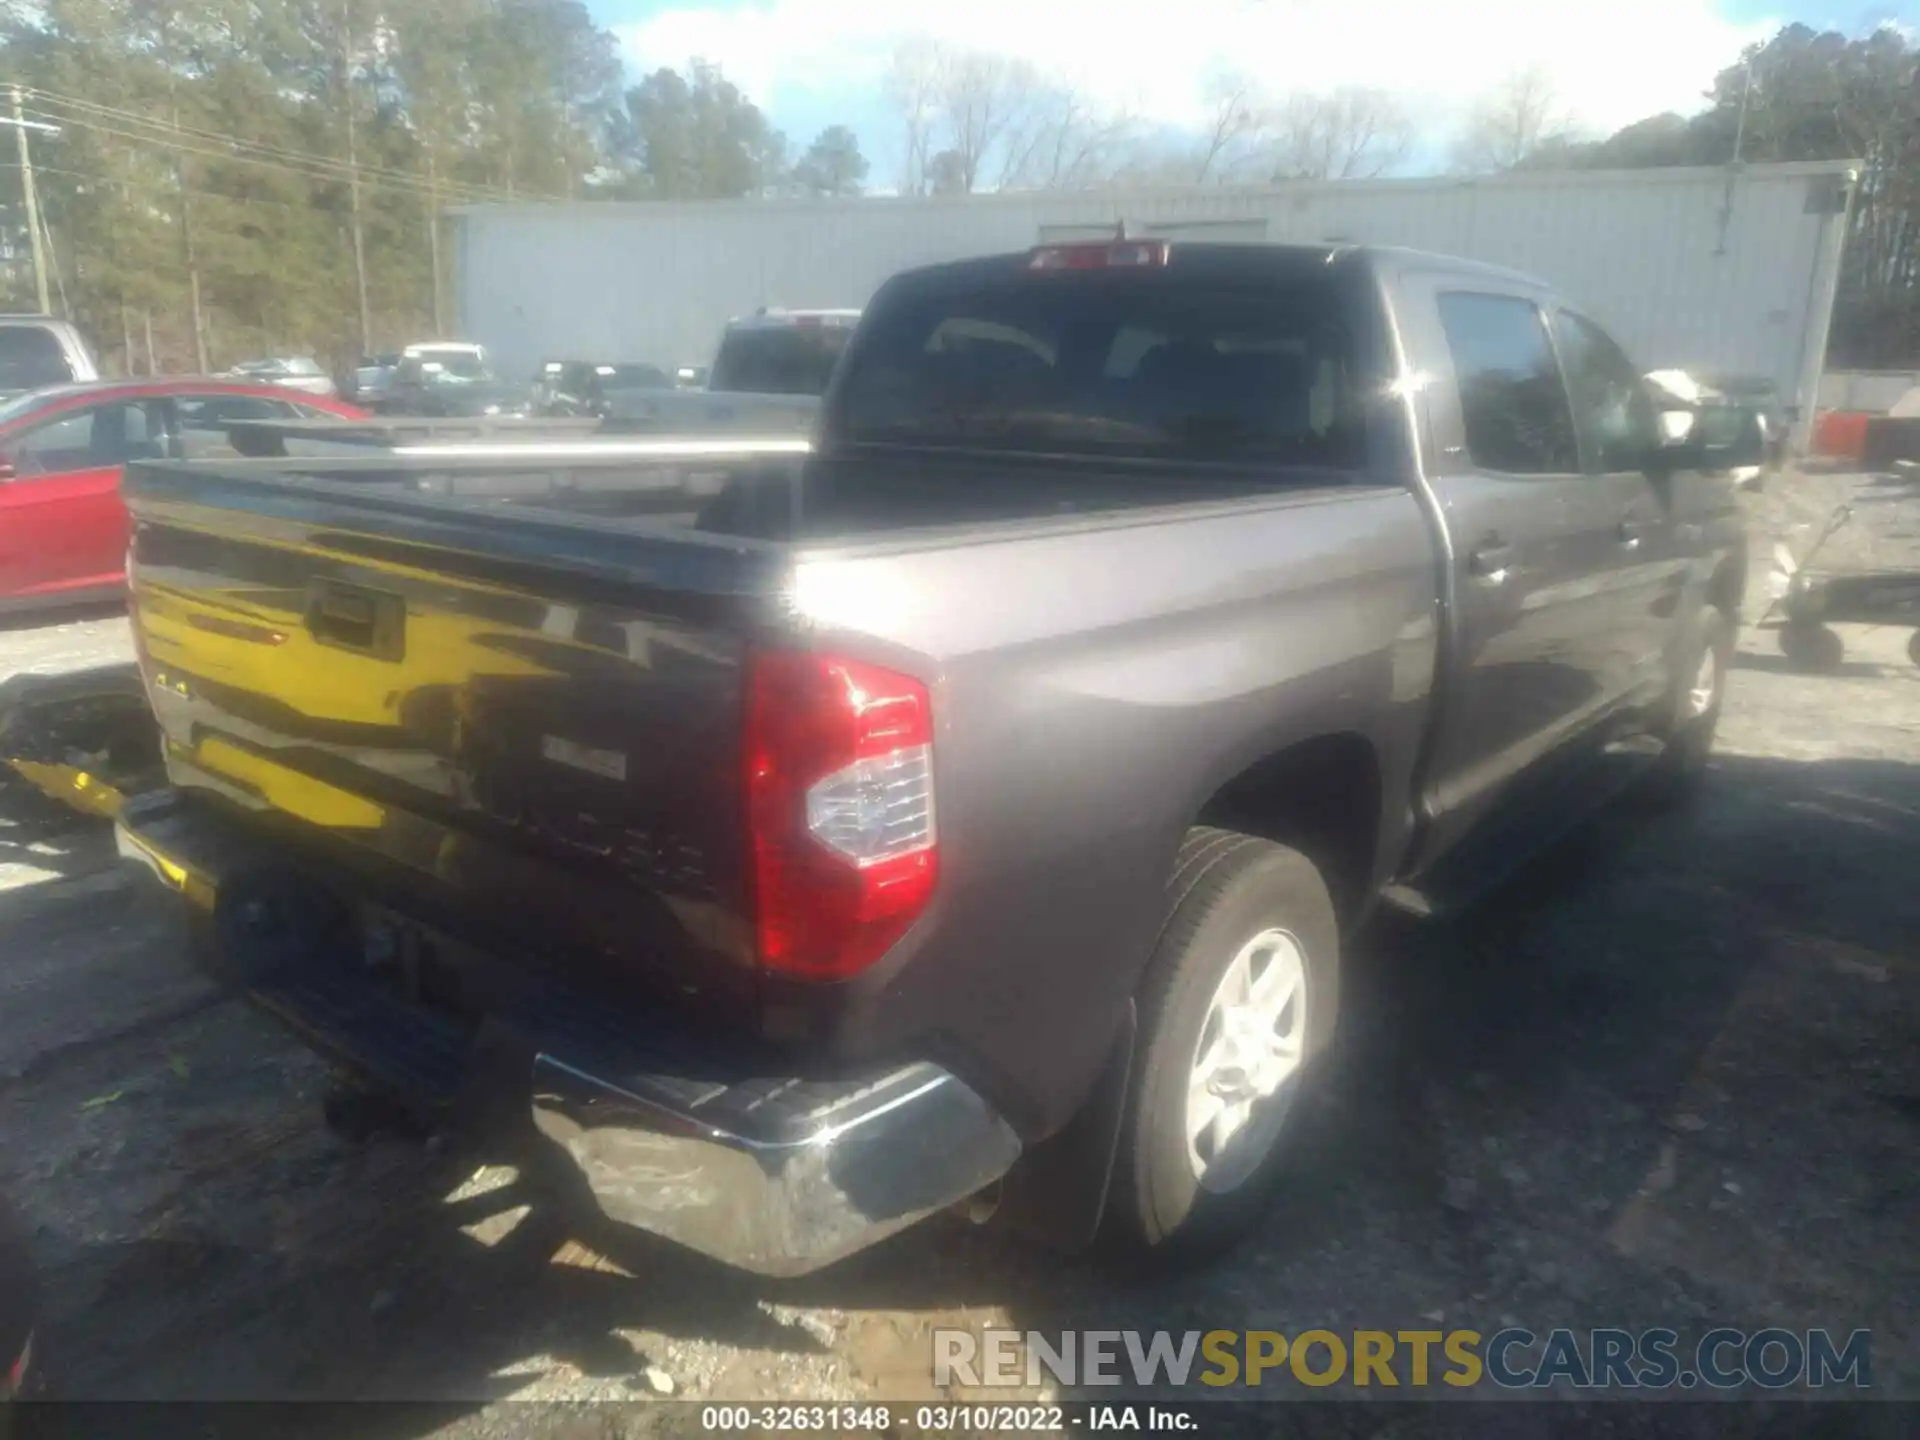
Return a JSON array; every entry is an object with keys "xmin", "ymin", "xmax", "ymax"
[{"xmin": 1105, "ymin": 829, "xmax": 1338, "ymax": 1264}]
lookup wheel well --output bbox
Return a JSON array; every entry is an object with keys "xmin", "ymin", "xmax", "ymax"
[{"xmin": 1194, "ymin": 734, "xmax": 1381, "ymax": 921}]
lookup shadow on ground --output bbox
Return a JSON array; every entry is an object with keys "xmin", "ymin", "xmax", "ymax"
[
  {"xmin": 0, "ymin": 601, "xmax": 126, "ymax": 638},
  {"xmin": 6, "ymin": 754, "xmax": 1916, "ymax": 1432},
  {"xmin": 1730, "ymin": 648, "xmax": 1914, "ymax": 680},
  {"xmin": 0, "ymin": 780, "xmax": 109, "ymax": 878}
]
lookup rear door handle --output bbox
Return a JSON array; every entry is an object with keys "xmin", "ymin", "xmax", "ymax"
[{"xmin": 1468, "ymin": 540, "xmax": 1516, "ymax": 579}]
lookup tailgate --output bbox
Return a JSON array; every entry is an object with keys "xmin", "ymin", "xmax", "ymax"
[{"xmin": 121, "ymin": 454, "xmax": 796, "ymax": 1004}]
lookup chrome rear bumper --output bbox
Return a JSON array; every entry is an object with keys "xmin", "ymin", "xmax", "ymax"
[{"xmin": 116, "ymin": 789, "xmax": 1020, "ymax": 1276}]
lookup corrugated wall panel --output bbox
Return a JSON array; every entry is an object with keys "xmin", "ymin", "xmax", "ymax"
[{"xmin": 452, "ymin": 163, "xmax": 1855, "ymax": 423}]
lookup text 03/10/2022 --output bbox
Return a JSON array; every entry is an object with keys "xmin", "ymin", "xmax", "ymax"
[{"xmin": 931, "ymin": 1327, "xmax": 1875, "ymax": 1391}]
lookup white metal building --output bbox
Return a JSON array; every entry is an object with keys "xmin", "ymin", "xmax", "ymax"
[{"xmin": 451, "ymin": 160, "xmax": 1857, "ymax": 431}]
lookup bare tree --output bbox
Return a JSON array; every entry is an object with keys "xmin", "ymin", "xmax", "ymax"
[
  {"xmin": 888, "ymin": 39, "xmax": 1126, "ymax": 194},
  {"xmin": 1193, "ymin": 68, "xmax": 1267, "ymax": 182},
  {"xmin": 884, "ymin": 37, "xmax": 943, "ymax": 194},
  {"xmin": 1452, "ymin": 66, "xmax": 1571, "ymax": 172},
  {"xmin": 998, "ymin": 82, "xmax": 1139, "ymax": 190},
  {"xmin": 883, "ymin": 41, "xmax": 1025, "ymax": 194},
  {"xmin": 935, "ymin": 49, "xmax": 1030, "ymax": 193},
  {"xmin": 1269, "ymin": 88, "xmax": 1412, "ymax": 180}
]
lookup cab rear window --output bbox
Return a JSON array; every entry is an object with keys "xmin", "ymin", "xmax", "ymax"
[{"xmin": 835, "ymin": 271, "xmax": 1373, "ymax": 467}]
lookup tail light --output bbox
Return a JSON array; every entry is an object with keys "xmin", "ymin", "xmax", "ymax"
[
  {"xmin": 7, "ymin": 1330, "xmax": 31, "ymax": 1397},
  {"xmin": 1029, "ymin": 240, "xmax": 1169, "ymax": 271},
  {"xmin": 744, "ymin": 651, "xmax": 937, "ymax": 981}
]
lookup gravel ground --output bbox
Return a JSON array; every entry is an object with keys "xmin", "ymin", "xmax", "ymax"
[{"xmin": 0, "ymin": 474, "xmax": 1916, "ymax": 1436}]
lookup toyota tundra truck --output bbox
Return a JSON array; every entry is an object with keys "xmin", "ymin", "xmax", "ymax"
[{"xmin": 112, "ymin": 240, "xmax": 1761, "ymax": 1276}]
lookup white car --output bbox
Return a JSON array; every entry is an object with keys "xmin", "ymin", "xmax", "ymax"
[{"xmin": 226, "ymin": 356, "xmax": 338, "ymax": 399}]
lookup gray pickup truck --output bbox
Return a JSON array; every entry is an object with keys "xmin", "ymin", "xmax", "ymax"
[{"xmin": 114, "ymin": 239, "xmax": 1760, "ymax": 1277}]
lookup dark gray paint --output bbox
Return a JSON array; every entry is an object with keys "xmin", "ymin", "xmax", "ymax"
[{"xmin": 119, "ymin": 243, "xmax": 1749, "ymax": 1147}]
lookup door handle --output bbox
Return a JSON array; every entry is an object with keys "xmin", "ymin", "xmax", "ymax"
[{"xmin": 1468, "ymin": 539, "xmax": 1516, "ymax": 579}]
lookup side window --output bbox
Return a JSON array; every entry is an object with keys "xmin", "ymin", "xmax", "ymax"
[
  {"xmin": 176, "ymin": 394, "xmax": 298, "ymax": 460},
  {"xmin": 9, "ymin": 410, "xmax": 95, "ymax": 476},
  {"xmin": 10, "ymin": 402, "xmax": 165, "ymax": 477},
  {"xmin": 1436, "ymin": 292, "xmax": 1579, "ymax": 476},
  {"xmin": 1555, "ymin": 312, "xmax": 1657, "ymax": 473},
  {"xmin": 178, "ymin": 394, "xmax": 295, "ymax": 427}
]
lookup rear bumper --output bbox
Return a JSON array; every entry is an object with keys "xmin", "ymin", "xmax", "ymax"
[{"xmin": 115, "ymin": 789, "xmax": 1020, "ymax": 1276}]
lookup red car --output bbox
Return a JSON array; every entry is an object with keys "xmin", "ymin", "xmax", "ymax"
[{"xmin": 0, "ymin": 378, "xmax": 365, "ymax": 612}]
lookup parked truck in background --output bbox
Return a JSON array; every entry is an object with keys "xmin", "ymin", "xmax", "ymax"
[
  {"xmin": 0, "ymin": 316, "xmax": 100, "ymax": 401},
  {"xmin": 601, "ymin": 308, "xmax": 854, "ymax": 436},
  {"xmin": 114, "ymin": 240, "xmax": 1761, "ymax": 1277},
  {"xmin": 370, "ymin": 343, "xmax": 538, "ymax": 419}
]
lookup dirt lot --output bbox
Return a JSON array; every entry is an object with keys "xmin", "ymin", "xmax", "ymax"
[{"xmin": 1, "ymin": 471, "xmax": 1917, "ymax": 1434}]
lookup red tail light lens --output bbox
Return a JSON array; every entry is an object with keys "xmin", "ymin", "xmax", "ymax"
[
  {"xmin": 745, "ymin": 651, "xmax": 937, "ymax": 981},
  {"xmin": 8, "ymin": 1330, "xmax": 32, "ymax": 1397},
  {"xmin": 1029, "ymin": 240, "xmax": 1169, "ymax": 271}
]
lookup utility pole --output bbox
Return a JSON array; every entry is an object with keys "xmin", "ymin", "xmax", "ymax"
[
  {"xmin": 1731, "ymin": 57, "xmax": 1756, "ymax": 167},
  {"xmin": 3, "ymin": 87, "xmax": 59, "ymax": 315},
  {"xmin": 1716, "ymin": 57, "xmax": 1758, "ymax": 257},
  {"xmin": 155, "ymin": 14, "xmax": 210, "ymax": 371},
  {"xmin": 341, "ymin": 1, "xmax": 373, "ymax": 358},
  {"xmin": 425, "ymin": 149, "xmax": 445, "ymax": 337}
]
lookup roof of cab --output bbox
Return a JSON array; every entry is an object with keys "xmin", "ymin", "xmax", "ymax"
[
  {"xmin": 885, "ymin": 240, "xmax": 1554, "ymax": 297},
  {"xmin": 725, "ymin": 308, "xmax": 862, "ymax": 331}
]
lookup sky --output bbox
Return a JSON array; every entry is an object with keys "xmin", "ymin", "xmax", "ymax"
[{"xmin": 590, "ymin": 0, "xmax": 1919, "ymax": 185}]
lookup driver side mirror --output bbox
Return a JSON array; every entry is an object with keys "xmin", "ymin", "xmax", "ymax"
[
  {"xmin": 0, "ymin": 455, "xmax": 15, "ymax": 483},
  {"xmin": 1654, "ymin": 402, "xmax": 1766, "ymax": 478},
  {"xmin": 1656, "ymin": 409, "xmax": 1696, "ymax": 447}
]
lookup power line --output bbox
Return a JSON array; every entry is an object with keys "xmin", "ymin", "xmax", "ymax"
[
  {"xmin": 26, "ymin": 105, "xmax": 517, "ymax": 207},
  {"xmin": 17, "ymin": 160, "xmax": 317, "ymax": 215},
  {"xmin": 34, "ymin": 91, "xmax": 517, "ymax": 204},
  {"xmin": 30, "ymin": 86, "xmax": 520, "ymax": 201},
  {"xmin": 27, "ymin": 86, "xmax": 553, "ymax": 204}
]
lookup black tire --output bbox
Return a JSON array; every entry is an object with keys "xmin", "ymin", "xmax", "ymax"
[
  {"xmin": 1907, "ymin": 630, "xmax": 1920, "ymax": 669},
  {"xmin": 1779, "ymin": 620, "xmax": 1845, "ymax": 674},
  {"xmin": 1105, "ymin": 828, "xmax": 1339, "ymax": 1265},
  {"xmin": 1642, "ymin": 605, "xmax": 1733, "ymax": 808}
]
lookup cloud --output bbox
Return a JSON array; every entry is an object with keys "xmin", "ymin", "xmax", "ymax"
[{"xmin": 616, "ymin": 0, "xmax": 1779, "ymax": 149}]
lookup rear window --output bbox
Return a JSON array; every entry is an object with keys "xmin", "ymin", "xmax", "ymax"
[
  {"xmin": 0, "ymin": 326, "xmax": 75, "ymax": 392},
  {"xmin": 709, "ymin": 325, "xmax": 851, "ymax": 396},
  {"xmin": 834, "ymin": 272, "xmax": 1373, "ymax": 467}
]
